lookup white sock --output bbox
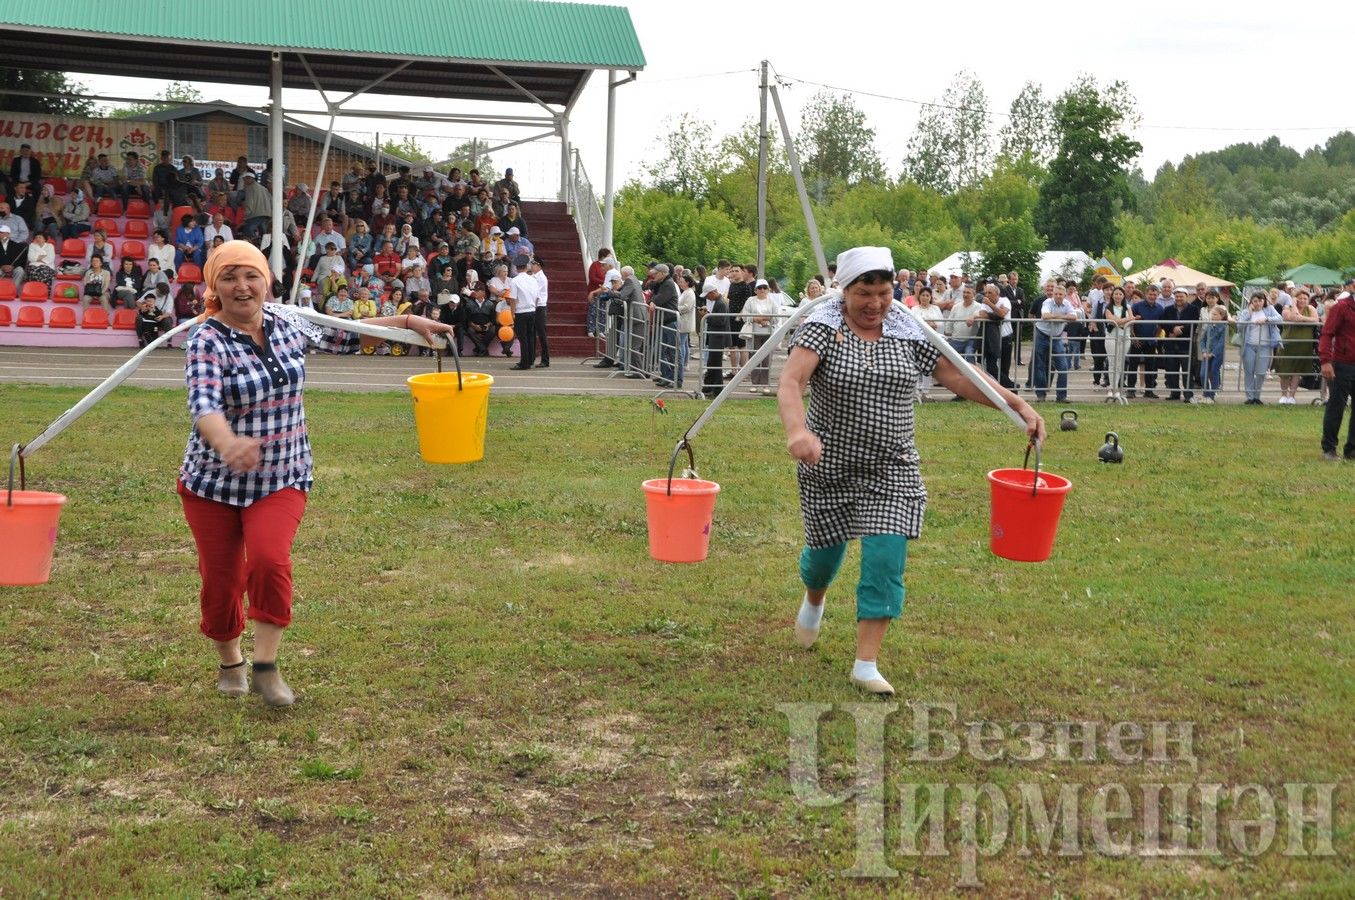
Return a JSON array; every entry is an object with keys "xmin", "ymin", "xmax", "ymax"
[
  {"xmin": 852, "ymin": 659, "xmax": 883, "ymax": 682},
  {"xmin": 796, "ymin": 594, "xmax": 824, "ymax": 630}
]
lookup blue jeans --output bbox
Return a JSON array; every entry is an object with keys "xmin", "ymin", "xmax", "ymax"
[
  {"xmin": 948, "ymin": 337, "xmax": 977, "ymax": 364},
  {"xmin": 1032, "ymin": 331, "xmax": 1068, "ymax": 400},
  {"xmin": 1241, "ymin": 343, "xmax": 1272, "ymax": 401},
  {"xmin": 677, "ymin": 332, "xmax": 691, "ymax": 387},
  {"xmin": 1200, "ymin": 355, "xmax": 1222, "ymax": 399}
]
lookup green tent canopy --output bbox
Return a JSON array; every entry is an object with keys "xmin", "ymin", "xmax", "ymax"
[{"xmin": 1280, "ymin": 263, "xmax": 1345, "ymax": 287}]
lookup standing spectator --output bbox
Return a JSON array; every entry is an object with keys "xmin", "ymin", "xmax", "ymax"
[
  {"xmin": 227, "ymin": 156, "xmax": 252, "ymax": 193},
  {"xmin": 1159, "ymin": 287, "xmax": 1198, "ymax": 402},
  {"xmin": 726, "ymin": 265, "xmax": 754, "ymax": 377},
  {"xmin": 588, "ymin": 248, "xmax": 612, "ymax": 295},
  {"xmin": 9, "ymin": 143, "xmax": 42, "ymax": 194},
  {"xmin": 1274, "ymin": 290, "xmax": 1321, "ymax": 405},
  {"xmin": 1102, "ymin": 286, "xmax": 1137, "ymax": 402},
  {"xmin": 973, "ymin": 282, "xmax": 1007, "ymax": 382},
  {"xmin": 649, "ymin": 263, "xmax": 680, "ymax": 386},
  {"xmin": 1033, "ymin": 282, "xmax": 1078, "ymax": 403},
  {"xmin": 1196, "ymin": 303, "xmax": 1230, "ymax": 404},
  {"xmin": 1007, "ymin": 271, "xmax": 1027, "ymax": 364},
  {"xmin": 151, "ymin": 150, "xmax": 177, "ymax": 213},
  {"xmin": 508, "ymin": 262, "xmax": 541, "ymax": 369},
  {"xmin": 740, "ymin": 278, "xmax": 779, "ymax": 394},
  {"xmin": 1087, "ymin": 280, "xmax": 1109, "ymax": 386},
  {"xmin": 944, "ymin": 285, "xmax": 982, "ymax": 365},
  {"xmin": 590, "ymin": 269, "xmax": 625, "ymax": 365},
  {"xmin": 239, "ymin": 174, "xmax": 271, "ymax": 238},
  {"xmin": 112, "ymin": 257, "xmax": 144, "ymax": 307},
  {"xmin": 0, "ymin": 224, "xmax": 26, "ymax": 287},
  {"xmin": 912, "ymin": 286, "xmax": 944, "ymax": 401},
  {"xmin": 701, "ymin": 278, "xmax": 732, "ymax": 398},
  {"xmin": 463, "ymin": 282, "xmax": 496, "ymax": 356},
  {"xmin": 1318, "ymin": 287, "xmax": 1355, "ymax": 459},
  {"xmin": 676, "ymin": 272, "xmax": 697, "ymax": 388},
  {"xmin": 1238, "ymin": 292, "xmax": 1283, "ymax": 405},
  {"xmin": 530, "ymin": 257, "xmax": 550, "ymax": 368},
  {"xmin": 1127, "ymin": 284, "xmax": 1163, "ymax": 398}
]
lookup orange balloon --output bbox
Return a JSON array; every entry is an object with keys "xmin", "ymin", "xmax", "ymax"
[
  {"xmin": 498, "ymin": 326, "xmax": 515, "ymax": 343},
  {"xmin": 496, "ymin": 309, "xmax": 514, "ymax": 326}
]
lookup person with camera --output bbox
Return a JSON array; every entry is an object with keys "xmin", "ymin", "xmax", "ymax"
[{"xmin": 135, "ymin": 282, "xmax": 174, "ymax": 347}]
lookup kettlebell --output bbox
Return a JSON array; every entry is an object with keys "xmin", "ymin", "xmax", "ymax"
[
  {"xmin": 1059, "ymin": 410, "xmax": 1079, "ymax": 432},
  {"xmin": 1098, "ymin": 432, "xmax": 1124, "ymax": 464}
]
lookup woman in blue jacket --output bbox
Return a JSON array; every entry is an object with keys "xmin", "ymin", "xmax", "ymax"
[{"xmin": 1238, "ymin": 292, "xmax": 1283, "ymax": 404}]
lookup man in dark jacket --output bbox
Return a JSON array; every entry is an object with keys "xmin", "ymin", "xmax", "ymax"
[
  {"xmin": 462, "ymin": 283, "xmax": 497, "ymax": 356},
  {"xmin": 1318, "ymin": 286, "xmax": 1355, "ymax": 460},
  {"xmin": 151, "ymin": 150, "xmax": 177, "ymax": 213},
  {"xmin": 9, "ymin": 144, "xmax": 41, "ymax": 195},
  {"xmin": 1158, "ymin": 287, "xmax": 1197, "ymax": 401},
  {"xmin": 701, "ymin": 278, "xmax": 732, "ymax": 398},
  {"xmin": 1127, "ymin": 285, "xmax": 1163, "ymax": 398},
  {"xmin": 649, "ymin": 263, "xmax": 681, "ymax": 387}
]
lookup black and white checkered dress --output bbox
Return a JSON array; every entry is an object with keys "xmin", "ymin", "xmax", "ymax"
[{"xmin": 790, "ymin": 299, "xmax": 940, "ymax": 548}]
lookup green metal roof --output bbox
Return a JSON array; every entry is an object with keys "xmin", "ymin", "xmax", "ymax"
[{"xmin": 0, "ymin": 0, "xmax": 644, "ymax": 105}]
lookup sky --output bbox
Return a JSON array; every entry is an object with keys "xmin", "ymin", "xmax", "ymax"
[{"xmin": 75, "ymin": 0, "xmax": 1355, "ymax": 197}]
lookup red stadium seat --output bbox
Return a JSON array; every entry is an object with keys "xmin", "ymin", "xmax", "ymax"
[
  {"xmin": 16, "ymin": 306, "xmax": 44, "ymax": 327},
  {"xmin": 59, "ymin": 238, "xmax": 87, "ymax": 259},
  {"xmin": 96, "ymin": 198, "xmax": 122, "ymax": 217},
  {"xmin": 126, "ymin": 198, "xmax": 152, "ymax": 219},
  {"xmin": 48, "ymin": 307, "xmax": 76, "ymax": 328},
  {"xmin": 177, "ymin": 263, "xmax": 203, "ymax": 284},
  {"xmin": 124, "ymin": 219, "xmax": 149, "ymax": 238},
  {"xmin": 45, "ymin": 177, "xmax": 69, "ymax": 194},
  {"xmin": 52, "ymin": 283, "xmax": 80, "ymax": 303},
  {"xmin": 20, "ymin": 281, "xmax": 50, "ymax": 302},
  {"xmin": 81, "ymin": 307, "xmax": 110, "ymax": 329},
  {"xmin": 121, "ymin": 240, "xmax": 146, "ymax": 261},
  {"xmin": 0, "ymin": 281, "xmax": 15, "ymax": 301},
  {"xmin": 111, "ymin": 308, "xmax": 137, "ymax": 330},
  {"xmin": 0, "ymin": 305, "xmax": 11, "ymax": 326},
  {"xmin": 170, "ymin": 205, "xmax": 196, "ymax": 228},
  {"xmin": 93, "ymin": 218, "xmax": 120, "ymax": 237}
]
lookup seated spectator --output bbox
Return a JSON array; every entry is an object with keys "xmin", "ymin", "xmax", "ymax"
[
  {"xmin": 112, "ymin": 257, "xmax": 144, "ymax": 307},
  {"xmin": 135, "ymin": 283, "xmax": 173, "ymax": 347},
  {"xmin": 227, "ymin": 155, "xmax": 252, "ymax": 195},
  {"xmin": 310, "ymin": 216, "xmax": 346, "ymax": 261},
  {"xmin": 392, "ymin": 184, "xmax": 416, "ymax": 220},
  {"xmin": 78, "ymin": 150, "xmax": 100, "ymax": 205},
  {"xmin": 494, "ymin": 188, "xmax": 513, "ymax": 218},
  {"xmin": 172, "ymin": 156, "xmax": 205, "ymax": 212},
  {"xmin": 320, "ymin": 182, "xmax": 348, "ymax": 232},
  {"xmin": 172, "ymin": 282, "xmax": 202, "ymax": 325},
  {"xmin": 466, "ymin": 169, "xmax": 488, "ymax": 194},
  {"xmin": 320, "ymin": 265, "xmax": 349, "ymax": 301},
  {"xmin": 35, "ymin": 185, "xmax": 61, "ymax": 242},
  {"xmin": 503, "ymin": 227, "xmax": 533, "ymax": 270},
  {"xmin": 143, "ymin": 257, "xmax": 170, "ymax": 296},
  {"xmin": 314, "ymin": 243, "xmax": 346, "ymax": 284},
  {"xmin": 25, "ymin": 232, "xmax": 55, "ymax": 287},
  {"xmin": 206, "ymin": 235, "xmax": 227, "ymax": 259},
  {"xmin": 352, "ymin": 287, "xmax": 379, "ymax": 321},
  {"xmin": 89, "ymin": 154, "xmax": 120, "ymax": 202},
  {"xmin": 427, "ymin": 242, "xmax": 455, "ymax": 276},
  {"xmin": 463, "ymin": 282, "xmax": 496, "ymax": 356},
  {"xmin": 380, "ymin": 285, "xmax": 404, "ymax": 317},
  {"xmin": 206, "ymin": 167, "xmax": 231, "ymax": 199},
  {"xmin": 419, "ymin": 207, "xmax": 446, "ymax": 244},
  {"xmin": 324, "ymin": 284, "xmax": 355, "ymax": 319},
  {"xmin": 474, "ymin": 194, "xmax": 498, "ymax": 235},
  {"xmin": 86, "ymin": 230, "xmax": 116, "ymax": 269},
  {"xmin": 0, "ymin": 200, "xmax": 28, "ymax": 242},
  {"xmin": 342, "ymin": 161, "xmax": 366, "ymax": 198},
  {"xmin": 205, "ymin": 192, "xmax": 232, "ymax": 225},
  {"xmin": 396, "ymin": 224, "xmax": 420, "ymax": 258},
  {"xmin": 493, "ymin": 168, "xmax": 520, "ymax": 202},
  {"xmin": 174, "ymin": 214, "xmax": 205, "ymax": 268},
  {"xmin": 81, "ymin": 254, "xmax": 113, "ymax": 315},
  {"xmin": 11, "ymin": 183, "xmax": 37, "ymax": 234},
  {"xmin": 403, "ymin": 260, "xmax": 431, "ymax": 300},
  {"xmin": 376, "ymin": 221, "xmax": 399, "ymax": 255},
  {"xmin": 0, "ymin": 224, "xmax": 25, "ymax": 286},
  {"xmin": 347, "ymin": 220, "xmax": 375, "ymax": 273},
  {"xmin": 488, "ymin": 263, "xmax": 512, "ymax": 303},
  {"xmin": 482, "ymin": 226, "xmax": 506, "ymax": 261},
  {"xmin": 287, "ymin": 183, "xmax": 313, "ymax": 228},
  {"xmin": 343, "ymin": 186, "xmax": 363, "ymax": 229},
  {"xmin": 388, "ymin": 165, "xmax": 414, "ymax": 198},
  {"xmin": 400, "ymin": 243, "xmax": 424, "ymax": 271},
  {"xmin": 121, "ymin": 152, "xmax": 151, "ymax": 210},
  {"xmin": 204, "ymin": 211, "xmax": 233, "ymax": 245},
  {"xmin": 454, "ymin": 221, "xmax": 481, "ymax": 256},
  {"xmin": 374, "ymin": 240, "xmax": 403, "ymax": 292},
  {"xmin": 431, "ymin": 262, "xmax": 458, "ymax": 299},
  {"xmin": 147, "ymin": 229, "xmax": 175, "ymax": 278}
]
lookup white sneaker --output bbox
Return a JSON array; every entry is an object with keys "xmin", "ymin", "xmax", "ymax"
[
  {"xmin": 794, "ymin": 595, "xmax": 822, "ymax": 649},
  {"xmin": 850, "ymin": 673, "xmax": 896, "ymax": 696}
]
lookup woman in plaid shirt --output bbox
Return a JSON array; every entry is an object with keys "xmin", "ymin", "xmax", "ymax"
[{"xmin": 181, "ymin": 241, "xmax": 453, "ymax": 706}]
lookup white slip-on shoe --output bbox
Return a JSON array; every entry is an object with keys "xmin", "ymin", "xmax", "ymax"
[
  {"xmin": 794, "ymin": 594, "xmax": 822, "ymax": 649},
  {"xmin": 850, "ymin": 674, "xmax": 896, "ymax": 696}
]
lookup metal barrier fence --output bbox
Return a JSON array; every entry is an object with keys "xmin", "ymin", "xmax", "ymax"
[{"xmin": 582, "ymin": 307, "xmax": 1329, "ymax": 406}]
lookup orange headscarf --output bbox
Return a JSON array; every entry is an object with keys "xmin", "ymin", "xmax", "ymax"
[{"xmin": 199, "ymin": 240, "xmax": 274, "ymax": 320}]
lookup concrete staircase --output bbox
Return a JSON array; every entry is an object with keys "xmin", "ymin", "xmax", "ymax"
[{"xmin": 519, "ymin": 200, "xmax": 591, "ymax": 357}]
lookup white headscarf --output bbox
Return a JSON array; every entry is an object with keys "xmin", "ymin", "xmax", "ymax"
[{"xmin": 835, "ymin": 246, "xmax": 894, "ymax": 289}]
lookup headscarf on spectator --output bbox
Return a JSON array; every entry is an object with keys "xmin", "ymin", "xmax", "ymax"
[{"xmin": 199, "ymin": 239, "xmax": 272, "ymax": 320}]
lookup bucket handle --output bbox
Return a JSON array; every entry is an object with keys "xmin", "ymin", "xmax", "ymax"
[
  {"xmin": 434, "ymin": 331, "xmax": 464, "ymax": 391},
  {"xmin": 1022, "ymin": 439, "xmax": 1042, "ymax": 498},
  {"xmin": 666, "ymin": 438, "xmax": 696, "ymax": 497},
  {"xmin": 7, "ymin": 443, "xmax": 25, "ymax": 509}
]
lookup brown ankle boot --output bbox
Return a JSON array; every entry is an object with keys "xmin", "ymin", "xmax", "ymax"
[
  {"xmin": 250, "ymin": 665, "xmax": 295, "ymax": 707},
  {"xmin": 217, "ymin": 661, "xmax": 248, "ymax": 698}
]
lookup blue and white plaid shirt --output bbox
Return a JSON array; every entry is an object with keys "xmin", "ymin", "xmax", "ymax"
[{"xmin": 180, "ymin": 303, "xmax": 354, "ymax": 506}]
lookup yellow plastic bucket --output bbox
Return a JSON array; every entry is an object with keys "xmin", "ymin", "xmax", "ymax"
[{"xmin": 406, "ymin": 372, "xmax": 494, "ymax": 463}]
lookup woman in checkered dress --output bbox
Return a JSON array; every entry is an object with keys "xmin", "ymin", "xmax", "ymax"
[
  {"xmin": 777, "ymin": 248, "xmax": 1044, "ymax": 695},
  {"xmin": 180, "ymin": 241, "xmax": 454, "ymax": 706}
]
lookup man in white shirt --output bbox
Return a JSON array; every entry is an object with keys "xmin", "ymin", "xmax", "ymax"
[
  {"xmin": 508, "ymin": 266, "xmax": 541, "ymax": 370},
  {"xmin": 945, "ymin": 285, "xmax": 982, "ymax": 364},
  {"xmin": 1034, "ymin": 283, "xmax": 1080, "ymax": 402},
  {"xmin": 939, "ymin": 273, "xmax": 965, "ymax": 312},
  {"xmin": 975, "ymin": 282, "xmax": 1011, "ymax": 386},
  {"xmin": 530, "ymin": 257, "xmax": 550, "ymax": 368},
  {"xmin": 204, "ymin": 212, "xmax": 233, "ymax": 245}
]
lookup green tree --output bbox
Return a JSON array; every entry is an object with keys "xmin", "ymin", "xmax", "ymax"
[
  {"xmin": 0, "ymin": 69, "xmax": 94, "ymax": 116},
  {"xmin": 611, "ymin": 184, "xmax": 754, "ymax": 268},
  {"xmin": 998, "ymin": 81, "xmax": 1055, "ymax": 167},
  {"xmin": 108, "ymin": 81, "xmax": 203, "ymax": 119},
  {"xmin": 901, "ymin": 71, "xmax": 992, "ymax": 194},
  {"xmin": 434, "ymin": 139, "xmax": 496, "ymax": 182},
  {"xmin": 1034, "ymin": 76, "xmax": 1142, "ymax": 253},
  {"xmin": 901, "ymin": 99, "xmax": 952, "ymax": 193},
  {"xmin": 973, "ymin": 214, "xmax": 1043, "ymax": 296},
  {"xmin": 644, "ymin": 113, "xmax": 720, "ymax": 199},
  {"xmin": 796, "ymin": 91, "xmax": 885, "ymax": 202}
]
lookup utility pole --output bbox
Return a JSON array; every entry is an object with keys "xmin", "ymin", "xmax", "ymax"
[{"xmin": 756, "ymin": 60, "xmax": 769, "ymax": 275}]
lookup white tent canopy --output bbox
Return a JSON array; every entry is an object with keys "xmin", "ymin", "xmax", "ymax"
[
  {"xmin": 926, "ymin": 251, "xmax": 1096, "ymax": 285},
  {"xmin": 1123, "ymin": 260, "xmax": 1235, "ymax": 289}
]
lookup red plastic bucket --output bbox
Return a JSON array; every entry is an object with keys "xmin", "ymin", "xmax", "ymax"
[
  {"xmin": 0, "ymin": 491, "xmax": 68, "ymax": 585},
  {"xmin": 987, "ymin": 445, "xmax": 1071, "ymax": 562},
  {"xmin": 642, "ymin": 478, "xmax": 720, "ymax": 563}
]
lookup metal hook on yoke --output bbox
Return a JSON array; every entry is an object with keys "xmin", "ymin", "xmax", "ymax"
[
  {"xmin": 7, "ymin": 443, "xmax": 26, "ymax": 509},
  {"xmin": 666, "ymin": 439, "xmax": 696, "ymax": 496},
  {"xmin": 1022, "ymin": 439, "xmax": 1043, "ymax": 498}
]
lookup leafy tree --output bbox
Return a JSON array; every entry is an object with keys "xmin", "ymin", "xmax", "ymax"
[
  {"xmin": 998, "ymin": 81, "xmax": 1055, "ymax": 167},
  {"xmin": 901, "ymin": 100, "xmax": 952, "ymax": 193},
  {"xmin": 433, "ymin": 139, "xmax": 496, "ymax": 182},
  {"xmin": 901, "ymin": 71, "xmax": 992, "ymax": 194},
  {"xmin": 973, "ymin": 214, "xmax": 1043, "ymax": 297},
  {"xmin": 796, "ymin": 91, "xmax": 885, "ymax": 202},
  {"xmin": 108, "ymin": 81, "xmax": 204, "ymax": 119},
  {"xmin": 611, "ymin": 185, "xmax": 754, "ymax": 269},
  {"xmin": 380, "ymin": 135, "xmax": 431, "ymax": 164},
  {"xmin": 644, "ymin": 113, "xmax": 720, "ymax": 200},
  {"xmin": 0, "ymin": 69, "xmax": 94, "ymax": 116},
  {"xmin": 1034, "ymin": 76, "xmax": 1142, "ymax": 253}
]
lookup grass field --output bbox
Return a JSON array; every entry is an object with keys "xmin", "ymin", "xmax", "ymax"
[{"xmin": 1, "ymin": 385, "xmax": 1352, "ymax": 897}]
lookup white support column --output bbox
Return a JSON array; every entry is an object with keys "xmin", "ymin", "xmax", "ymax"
[
  {"xmin": 269, "ymin": 52, "xmax": 285, "ymax": 279},
  {"xmin": 558, "ymin": 116, "xmax": 570, "ymax": 203},
  {"xmin": 603, "ymin": 70, "xmax": 617, "ymax": 250}
]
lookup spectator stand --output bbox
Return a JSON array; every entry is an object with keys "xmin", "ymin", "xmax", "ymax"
[{"xmin": 0, "ymin": 1, "xmax": 645, "ymax": 353}]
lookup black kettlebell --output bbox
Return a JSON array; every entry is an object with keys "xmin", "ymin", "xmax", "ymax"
[
  {"xmin": 1098, "ymin": 432, "xmax": 1124, "ymax": 464},
  {"xmin": 1060, "ymin": 410, "xmax": 1079, "ymax": 432}
]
